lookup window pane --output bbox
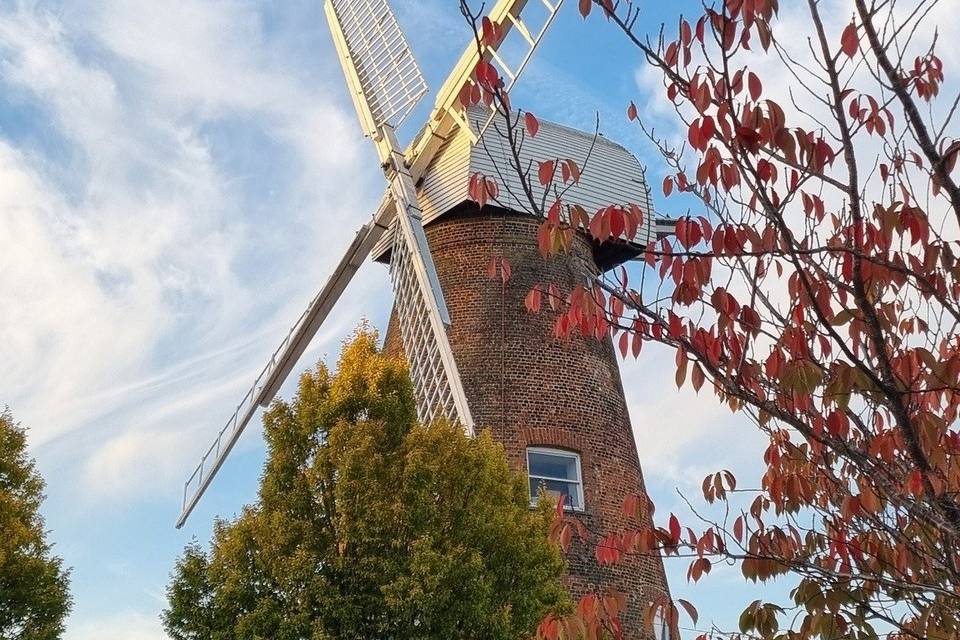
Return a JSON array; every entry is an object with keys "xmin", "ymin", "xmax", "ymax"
[
  {"xmin": 528, "ymin": 451, "xmax": 578, "ymax": 481},
  {"xmin": 529, "ymin": 477, "xmax": 580, "ymax": 509}
]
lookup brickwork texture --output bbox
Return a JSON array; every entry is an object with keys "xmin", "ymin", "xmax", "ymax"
[{"xmin": 383, "ymin": 208, "xmax": 670, "ymax": 637}]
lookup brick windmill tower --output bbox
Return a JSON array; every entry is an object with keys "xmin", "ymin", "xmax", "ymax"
[{"xmin": 176, "ymin": 0, "xmax": 670, "ymax": 635}]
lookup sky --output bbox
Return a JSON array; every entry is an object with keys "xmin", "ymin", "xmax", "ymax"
[{"xmin": 4, "ymin": 0, "xmax": 950, "ymax": 638}]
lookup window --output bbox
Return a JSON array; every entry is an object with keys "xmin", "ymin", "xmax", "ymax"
[{"xmin": 527, "ymin": 447, "xmax": 584, "ymax": 511}]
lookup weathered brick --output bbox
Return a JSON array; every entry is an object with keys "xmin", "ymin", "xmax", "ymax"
[{"xmin": 384, "ymin": 207, "xmax": 670, "ymax": 637}]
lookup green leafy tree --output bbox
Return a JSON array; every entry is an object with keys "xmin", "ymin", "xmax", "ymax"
[
  {"xmin": 0, "ymin": 410, "xmax": 71, "ymax": 640},
  {"xmin": 164, "ymin": 328, "xmax": 568, "ymax": 640}
]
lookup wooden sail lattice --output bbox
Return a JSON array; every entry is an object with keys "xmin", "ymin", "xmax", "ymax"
[
  {"xmin": 389, "ymin": 212, "xmax": 468, "ymax": 431},
  {"xmin": 327, "ymin": 0, "xmax": 427, "ymax": 135}
]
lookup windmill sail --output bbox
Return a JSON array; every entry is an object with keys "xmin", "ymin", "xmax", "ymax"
[
  {"xmin": 326, "ymin": 0, "xmax": 474, "ymax": 431},
  {"xmin": 175, "ymin": 213, "xmax": 390, "ymax": 528}
]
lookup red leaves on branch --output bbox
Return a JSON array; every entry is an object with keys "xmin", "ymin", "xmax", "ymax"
[
  {"xmin": 458, "ymin": 80, "xmax": 482, "ymax": 108},
  {"xmin": 687, "ymin": 116, "xmax": 715, "ymax": 152},
  {"xmin": 485, "ymin": 255, "xmax": 511, "ymax": 284},
  {"xmin": 674, "ymin": 217, "xmax": 704, "ymax": 248},
  {"xmin": 595, "ymin": 534, "xmax": 624, "ymax": 565},
  {"xmin": 560, "ymin": 159, "xmax": 581, "ymax": 184},
  {"xmin": 906, "ymin": 53, "xmax": 945, "ymax": 101},
  {"xmin": 474, "ymin": 60, "xmax": 500, "ymax": 91},
  {"xmin": 519, "ymin": 2, "xmax": 960, "ymax": 636},
  {"xmin": 467, "ymin": 172, "xmax": 498, "ymax": 208}
]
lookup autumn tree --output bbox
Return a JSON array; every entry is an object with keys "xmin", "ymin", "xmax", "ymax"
[
  {"xmin": 0, "ymin": 409, "xmax": 71, "ymax": 640},
  {"xmin": 457, "ymin": 0, "xmax": 960, "ymax": 637},
  {"xmin": 163, "ymin": 327, "xmax": 569, "ymax": 640}
]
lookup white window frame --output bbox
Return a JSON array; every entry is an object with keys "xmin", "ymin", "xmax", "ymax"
[{"xmin": 526, "ymin": 447, "xmax": 584, "ymax": 512}]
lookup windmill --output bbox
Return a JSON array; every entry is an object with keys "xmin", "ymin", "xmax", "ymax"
[
  {"xmin": 176, "ymin": 0, "xmax": 565, "ymax": 528},
  {"xmin": 177, "ymin": 1, "xmax": 672, "ymax": 635}
]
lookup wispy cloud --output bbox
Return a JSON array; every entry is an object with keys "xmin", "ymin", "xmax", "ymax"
[{"xmin": 0, "ymin": 0, "xmax": 382, "ymax": 502}]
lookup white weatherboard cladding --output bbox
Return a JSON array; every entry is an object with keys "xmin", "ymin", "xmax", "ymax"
[{"xmin": 372, "ymin": 109, "xmax": 655, "ymax": 260}]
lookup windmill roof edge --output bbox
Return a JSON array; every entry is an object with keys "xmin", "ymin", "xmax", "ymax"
[{"xmin": 372, "ymin": 107, "xmax": 654, "ymax": 263}]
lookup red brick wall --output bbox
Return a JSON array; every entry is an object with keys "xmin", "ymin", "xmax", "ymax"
[{"xmin": 383, "ymin": 208, "xmax": 670, "ymax": 636}]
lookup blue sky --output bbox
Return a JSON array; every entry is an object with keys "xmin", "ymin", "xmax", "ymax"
[{"xmin": 0, "ymin": 0, "xmax": 892, "ymax": 637}]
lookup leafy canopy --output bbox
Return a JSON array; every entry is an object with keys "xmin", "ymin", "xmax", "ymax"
[
  {"xmin": 0, "ymin": 410, "xmax": 71, "ymax": 640},
  {"xmin": 164, "ymin": 327, "xmax": 568, "ymax": 640}
]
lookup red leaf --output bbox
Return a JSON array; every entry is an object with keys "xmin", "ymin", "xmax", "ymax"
[
  {"xmin": 627, "ymin": 101, "xmax": 638, "ymax": 121},
  {"xmin": 665, "ymin": 41, "xmax": 679, "ymax": 66},
  {"xmin": 578, "ymin": 0, "xmax": 591, "ymax": 18},
  {"xmin": 538, "ymin": 160, "xmax": 555, "ymax": 186},
  {"xmin": 484, "ymin": 178, "xmax": 498, "ymax": 201},
  {"xmin": 525, "ymin": 112, "xmax": 540, "ymax": 137},
  {"xmin": 481, "ymin": 17, "xmax": 498, "ymax": 46},
  {"xmin": 687, "ymin": 121, "xmax": 702, "ymax": 151},
  {"xmin": 524, "ymin": 286, "xmax": 542, "ymax": 312},
  {"xmin": 748, "ymin": 72, "xmax": 761, "ymax": 101},
  {"xmin": 699, "ymin": 116, "xmax": 715, "ymax": 142},
  {"xmin": 691, "ymin": 362, "xmax": 705, "ymax": 392},
  {"xmin": 680, "ymin": 20, "xmax": 691, "ymax": 46},
  {"xmin": 841, "ymin": 21, "xmax": 858, "ymax": 57},
  {"xmin": 486, "ymin": 255, "xmax": 498, "ymax": 280},
  {"xmin": 610, "ymin": 208, "xmax": 626, "ymax": 237},
  {"xmin": 668, "ymin": 514, "xmax": 681, "ymax": 543},
  {"xmin": 547, "ymin": 199, "xmax": 561, "ymax": 224},
  {"xmin": 678, "ymin": 599, "xmax": 698, "ymax": 625},
  {"xmin": 663, "ymin": 176, "xmax": 674, "ymax": 196},
  {"xmin": 536, "ymin": 222, "xmax": 551, "ymax": 257},
  {"xmin": 458, "ymin": 82, "xmax": 474, "ymax": 108}
]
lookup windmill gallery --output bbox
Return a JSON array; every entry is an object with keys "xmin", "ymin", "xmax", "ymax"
[{"xmin": 176, "ymin": 0, "xmax": 672, "ymax": 635}]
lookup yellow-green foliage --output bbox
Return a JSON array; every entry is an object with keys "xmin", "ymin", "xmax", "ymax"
[
  {"xmin": 0, "ymin": 410, "xmax": 71, "ymax": 640},
  {"xmin": 164, "ymin": 327, "xmax": 568, "ymax": 640}
]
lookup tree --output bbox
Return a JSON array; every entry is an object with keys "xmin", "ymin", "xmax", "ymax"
[
  {"xmin": 163, "ymin": 327, "xmax": 569, "ymax": 640},
  {"xmin": 0, "ymin": 410, "xmax": 71, "ymax": 640},
  {"xmin": 457, "ymin": 0, "xmax": 960, "ymax": 637}
]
